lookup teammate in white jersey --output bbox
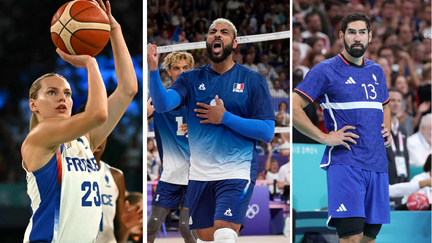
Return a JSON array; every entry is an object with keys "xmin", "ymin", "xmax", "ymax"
[
  {"xmin": 147, "ymin": 51, "xmax": 197, "ymax": 243},
  {"xmin": 21, "ymin": 1, "xmax": 138, "ymax": 242},
  {"xmin": 94, "ymin": 139, "xmax": 143, "ymax": 243},
  {"xmin": 148, "ymin": 18, "xmax": 275, "ymax": 243}
]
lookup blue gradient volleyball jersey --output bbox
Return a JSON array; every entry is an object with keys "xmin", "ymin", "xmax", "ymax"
[
  {"xmin": 23, "ymin": 136, "xmax": 101, "ymax": 243},
  {"xmin": 170, "ymin": 63, "xmax": 275, "ymax": 181},
  {"xmin": 153, "ymin": 106, "xmax": 190, "ymax": 185},
  {"xmin": 294, "ymin": 54, "xmax": 390, "ymax": 172}
]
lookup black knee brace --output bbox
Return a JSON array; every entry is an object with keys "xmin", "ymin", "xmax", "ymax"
[
  {"xmin": 334, "ymin": 217, "xmax": 364, "ymax": 238},
  {"xmin": 363, "ymin": 223, "xmax": 382, "ymax": 239}
]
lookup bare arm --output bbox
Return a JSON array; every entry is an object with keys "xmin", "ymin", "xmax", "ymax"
[
  {"xmin": 264, "ymin": 144, "xmax": 274, "ymax": 172},
  {"xmin": 111, "ymin": 168, "xmax": 128, "ymax": 243},
  {"xmin": 147, "ymin": 98, "xmax": 155, "ymax": 118},
  {"xmin": 292, "ymin": 92, "xmax": 359, "ymax": 150},
  {"xmin": 22, "ymin": 50, "xmax": 107, "ymax": 172},
  {"xmin": 88, "ymin": 0, "xmax": 138, "ymax": 152}
]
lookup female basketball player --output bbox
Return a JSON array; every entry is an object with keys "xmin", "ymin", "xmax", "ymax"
[{"xmin": 21, "ymin": 1, "xmax": 137, "ymax": 242}]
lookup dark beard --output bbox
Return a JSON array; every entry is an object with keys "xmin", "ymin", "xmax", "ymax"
[
  {"xmin": 206, "ymin": 39, "xmax": 234, "ymax": 63},
  {"xmin": 343, "ymin": 38, "xmax": 369, "ymax": 58}
]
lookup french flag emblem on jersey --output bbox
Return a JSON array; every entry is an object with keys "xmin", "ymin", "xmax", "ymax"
[{"xmin": 233, "ymin": 83, "xmax": 244, "ymax": 93}]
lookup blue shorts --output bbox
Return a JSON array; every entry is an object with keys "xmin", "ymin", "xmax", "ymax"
[
  {"xmin": 327, "ymin": 165, "xmax": 390, "ymax": 229},
  {"xmin": 187, "ymin": 179, "xmax": 254, "ymax": 230},
  {"xmin": 151, "ymin": 180, "xmax": 189, "ymax": 211}
]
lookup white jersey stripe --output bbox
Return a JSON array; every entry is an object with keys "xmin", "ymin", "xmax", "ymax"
[
  {"xmin": 320, "ymin": 101, "xmax": 383, "ymax": 111},
  {"xmin": 321, "ymin": 94, "xmax": 337, "ymax": 168}
]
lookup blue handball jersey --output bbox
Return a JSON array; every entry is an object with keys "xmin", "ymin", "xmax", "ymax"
[
  {"xmin": 294, "ymin": 54, "xmax": 390, "ymax": 172},
  {"xmin": 170, "ymin": 63, "xmax": 275, "ymax": 182},
  {"xmin": 153, "ymin": 106, "xmax": 191, "ymax": 185}
]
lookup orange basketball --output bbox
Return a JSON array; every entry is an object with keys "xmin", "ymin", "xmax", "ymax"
[{"xmin": 51, "ymin": 0, "xmax": 110, "ymax": 57}]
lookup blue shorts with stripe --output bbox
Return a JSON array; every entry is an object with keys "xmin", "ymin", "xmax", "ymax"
[
  {"xmin": 151, "ymin": 180, "xmax": 189, "ymax": 211},
  {"xmin": 187, "ymin": 179, "xmax": 254, "ymax": 230},
  {"xmin": 326, "ymin": 165, "xmax": 390, "ymax": 229}
]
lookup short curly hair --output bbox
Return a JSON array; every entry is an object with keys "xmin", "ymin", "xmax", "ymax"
[{"xmin": 161, "ymin": 51, "xmax": 195, "ymax": 70}]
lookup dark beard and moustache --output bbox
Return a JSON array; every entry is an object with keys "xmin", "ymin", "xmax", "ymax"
[
  {"xmin": 206, "ymin": 39, "xmax": 234, "ymax": 63},
  {"xmin": 343, "ymin": 38, "xmax": 369, "ymax": 58}
]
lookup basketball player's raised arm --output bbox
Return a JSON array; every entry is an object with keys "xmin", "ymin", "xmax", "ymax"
[
  {"xmin": 147, "ymin": 44, "xmax": 181, "ymax": 112},
  {"xmin": 292, "ymin": 92, "xmax": 359, "ymax": 150},
  {"xmin": 87, "ymin": 0, "xmax": 138, "ymax": 152}
]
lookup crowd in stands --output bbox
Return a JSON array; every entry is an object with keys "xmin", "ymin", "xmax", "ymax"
[
  {"xmin": 147, "ymin": 0, "xmax": 291, "ymax": 186},
  {"xmin": 0, "ymin": 1, "xmax": 143, "ymax": 190},
  {"xmin": 292, "ymin": 0, "xmax": 431, "ymax": 208}
]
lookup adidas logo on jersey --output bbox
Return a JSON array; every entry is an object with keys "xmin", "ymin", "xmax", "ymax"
[
  {"xmin": 198, "ymin": 83, "xmax": 206, "ymax": 90},
  {"xmin": 336, "ymin": 204, "xmax": 347, "ymax": 212},
  {"xmin": 345, "ymin": 77, "xmax": 356, "ymax": 84},
  {"xmin": 224, "ymin": 208, "xmax": 233, "ymax": 217}
]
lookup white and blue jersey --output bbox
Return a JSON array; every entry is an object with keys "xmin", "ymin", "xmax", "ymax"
[
  {"xmin": 170, "ymin": 63, "xmax": 275, "ymax": 182},
  {"xmin": 23, "ymin": 136, "xmax": 102, "ymax": 243},
  {"xmin": 153, "ymin": 106, "xmax": 190, "ymax": 185},
  {"xmin": 294, "ymin": 54, "xmax": 390, "ymax": 172},
  {"xmin": 96, "ymin": 161, "xmax": 119, "ymax": 243}
]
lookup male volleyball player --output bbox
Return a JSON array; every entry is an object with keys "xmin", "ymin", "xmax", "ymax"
[
  {"xmin": 148, "ymin": 18, "xmax": 275, "ymax": 243},
  {"xmin": 292, "ymin": 12, "xmax": 391, "ymax": 243},
  {"xmin": 147, "ymin": 51, "xmax": 197, "ymax": 243}
]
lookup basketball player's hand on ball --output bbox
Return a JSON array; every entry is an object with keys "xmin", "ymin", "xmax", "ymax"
[
  {"xmin": 56, "ymin": 48, "xmax": 94, "ymax": 68},
  {"xmin": 195, "ymin": 95, "xmax": 226, "ymax": 124},
  {"xmin": 147, "ymin": 44, "xmax": 159, "ymax": 71},
  {"xmin": 96, "ymin": 0, "xmax": 120, "ymax": 31}
]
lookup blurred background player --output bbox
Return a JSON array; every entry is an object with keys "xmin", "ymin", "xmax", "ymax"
[
  {"xmin": 147, "ymin": 51, "xmax": 196, "ymax": 243},
  {"xmin": 125, "ymin": 192, "xmax": 144, "ymax": 243},
  {"xmin": 148, "ymin": 18, "xmax": 275, "ymax": 243},
  {"xmin": 21, "ymin": 1, "xmax": 138, "ymax": 242}
]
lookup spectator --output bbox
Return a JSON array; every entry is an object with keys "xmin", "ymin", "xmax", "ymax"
[
  {"xmin": 171, "ymin": 7, "xmax": 185, "ymax": 29},
  {"xmin": 292, "ymin": 16, "xmax": 311, "ymax": 64},
  {"xmin": 305, "ymin": 36, "xmax": 325, "ymax": 55},
  {"xmin": 159, "ymin": 69, "xmax": 172, "ymax": 89},
  {"xmin": 260, "ymin": 18, "xmax": 276, "ymax": 34},
  {"xmin": 276, "ymin": 101, "xmax": 290, "ymax": 127},
  {"xmin": 264, "ymin": 152, "xmax": 281, "ymax": 196},
  {"xmin": 257, "ymin": 54, "xmax": 279, "ymax": 82},
  {"xmin": 387, "ymin": 88, "xmax": 411, "ymax": 206},
  {"xmin": 391, "ymin": 74, "xmax": 415, "ymax": 136},
  {"xmin": 407, "ymin": 114, "xmax": 432, "ymax": 167},
  {"xmin": 292, "ymin": 41, "xmax": 310, "ymax": 78},
  {"xmin": 269, "ymin": 79, "xmax": 289, "ymax": 98},
  {"xmin": 365, "ymin": 36, "xmax": 382, "ymax": 62},
  {"xmin": 277, "ymin": 161, "xmax": 290, "ymax": 201},
  {"xmin": 375, "ymin": 0, "xmax": 398, "ymax": 34},
  {"xmin": 243, "ymin": 53, "xmax": 259, "ymax": 72},
  {"xmin": 147, "ymin": 138, "xmax": 160, "ymax": 181},
  {"xmin": 397, "ymin": 24, "xmax": 414, "ymax": 52},
  {"xmin": 378, "ymin": 46, "xmax": 397, "ymax": 74},
  {"xmin": 302, "ymin": 12, "xmax": 331, "ymax": 50},
  {"xmin": 326, "ymin": 38, "xmax": 344, "ymax": 59},
  {"xmin": 419, "ymin": 3, "xmax": 431, "ymax": 39},
  {"xmin": 232, "ymin": 46, "xmax": 244, "ymax": 64},
  {"xmin": 156, "ymin": 29, "xmax": 174, "ymax": 46}
]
